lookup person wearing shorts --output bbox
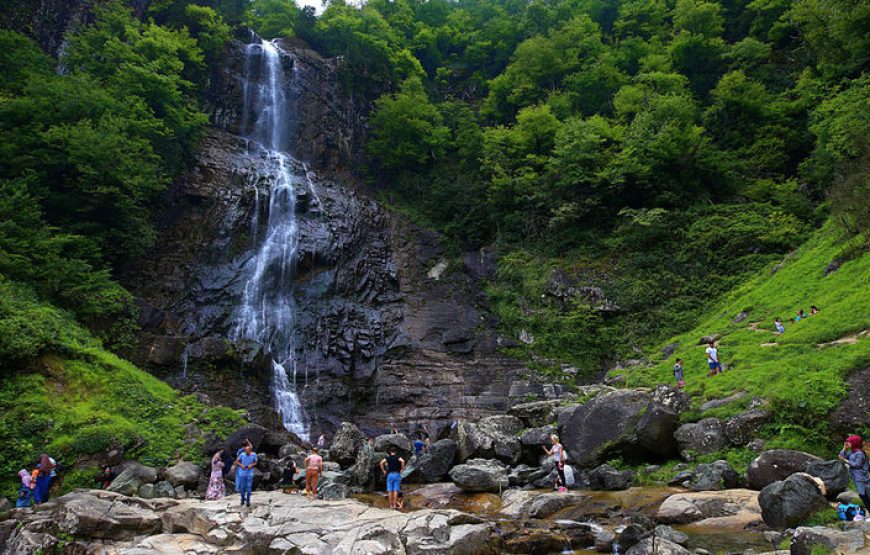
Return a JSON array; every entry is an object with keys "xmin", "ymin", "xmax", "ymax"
[
  {"xmin": 706, "ymin": 341, "xmax": 722, "ymax": 376},
  {"xmin": 303, "ymin": 448, "xmax": 323, "ymax": 498},
  {"xmin": 380, "ymin": 448, "xmax": 405, "ymax": 509}
]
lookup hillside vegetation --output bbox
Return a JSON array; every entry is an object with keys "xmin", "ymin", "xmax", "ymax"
[{"xmin": 623, "ymin": 225, "xmax": 870, "ymax": 454}]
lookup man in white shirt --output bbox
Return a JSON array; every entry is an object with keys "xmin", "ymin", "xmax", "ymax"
[{"xmin": 706, "ymin": 341, "xmax": 723, "ymax": 376}]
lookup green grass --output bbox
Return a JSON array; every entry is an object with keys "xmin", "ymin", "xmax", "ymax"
[
  {"xmin": 0, "ymin": 284, "xmax": 245, "ymax": 501},
  {"xmin": 623, "ymin": 225, "xmax": 870, "ymax": 454}
]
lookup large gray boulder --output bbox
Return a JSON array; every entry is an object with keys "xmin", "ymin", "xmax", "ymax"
[
  {"xmin": 374, "ymin": 434, "xmax": 413, "ymax": 460},
  {"xmin": 164, "ymin": 462, "xmax": 200, "ymax": 489},
  {"xmin": 690, "ymin": 460, "xmax": 740, "ymax": 491},
  {"xmin": 508, "ymin": 400, "xmax": 563, "ymax": 428},
  {"xmin": 759, "ymin": 473, "xmax": 829, "ymax": 528},
  {"xmin": 225, "ymin": 424, "xmax": 267, "ymax": 452},
  {"xmin": 635, "ymin": 403, "xmax": 681, "ymax": 457},
  {"xmin": 406, "ymin": 439, "xmax": 457, "ymax": 483},
  {"xmin": 329, "ymin": 422, "xmax": 367, "ymax": 467},
  {"xmin": 746, "ymin": 449, "xmax": 822, "ymax": 490},
  {"xmin": 790, "ymin": 526, "xmax": 866, "ymax": 555},
  {"xmin": 452, "ymin": 416, "xmax": 523, "ymax": 465},
  {"xmin": 346, "ymin": 440, "xmax": 378, "ymax": 489},
  {"xmin": 589, "ymin": 464, "xmax": 634, "ymax": 491},
  {"xmin": 108, "ymin": 462, "xmax": 159, "ymax": 496},
  {"xmin": 724, "ymin": 409, "xmax": 771, "ymax": 445},
  {"xmin": 627, "ymin": 537, "xmax": 692, "ymax": 555},
  {"xmin": 558, "ymin": 390, "xmax": 652, "ymax": 467},
  {"xmin": 674, "ymin": 418, "xmax": 727, "ymax": 458},
  {"xmin": 518, "ymin": 425, "xmax": 557, "ymax": 464},
  {"xmin": 806, "ymin": 459, "xmax": 850, "ymax": 498},
  {"xmin": 449, "ymin": 459, "xmax": 509, "ymax": 492}
]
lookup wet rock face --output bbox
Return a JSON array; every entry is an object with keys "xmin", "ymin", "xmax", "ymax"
[{"xmin": 125, "ymin": 41, "xmax": 560, "ymax": 435}]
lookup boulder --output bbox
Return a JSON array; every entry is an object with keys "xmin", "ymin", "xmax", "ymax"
[
  {"xmin": 164, "ymin": 462, "xmax": 200, "ymax": 489},
  {"xmin": 558, "ymin": 389, "xmax": 652, "ymax": 467},
  {"xmin": 674, "ymin": 418, "xmax": 727, "ymax": 458},
  {"xmin": 724, "ymin": 409, "xmax": 771, "ymax": 445},
  {"xmin": 137, "ymin": 484, "xmax": 156, "ymax": 499},
  {"xmin": 316, "ymin": 471, "xmax": 349, "ymax": 500},
  {"xmin": 518, "ymin": 425, "xmax": 557, "ymax": 464},
  {"xmin": 346, "ymin": 441, "xmax": 378, "ymax": 489},
  {"xmin": 119, "ymin": 461, "xmax": 159, "ymax": 484},
  {"xmin": 508, "ymin": 400, "xmax": 563, "ymax": 428},
  {"xmin": 668, "ymin": 470, "xmax": 695, "ymax": 487},
  {"xmin": 589, "ymin": 464, "xmax": 634, "ymax": 491},
  {"xmin": 656, "ymin": 489, "xmax": 762, "ymax": 528},
  {"xmin": 699, "ymin": 392, "xmax": 747, "ymax": 413},
  {"xmin": 108, "ymin": 468, "xmax": 143, "ymax": 496},
  {"xmin": 154, "ymin": 481, "xmax": 176, "ymax": 498},
  {"xmin": 689, "ymin": 460, "xmax": 740, "ymax": 491},
  {"xmin": 806, "ymin": 459, "xmax": 850, "ymax": 498},
  {"xmin": 406, "ymin": 439, "xmax": 456, "ymax": 483},
  {"xmin": 654, "ymin": 525, "xmax": 688, "ymax": 546},
  {"xmin": 651, "ymin": 385, "xmax": 691, "ymax": 414},
  {"xmin": 374, "ymin": 434, "xmax": 413, "ymax": 461},
  {"xmin": 508, "ymin": 463, "xmax": 554, "ymax": 488},
  {"xmin": 746, "ymin": 449, "xmax": 822, "ymax": 490},
  {"xmin": 790, "ymin": 526, "xmax": 865, "ymax": 555},
  {"xmin": 499, "ymin": 489, "xmax": 586, "ymax": 519},
  {"xmin": 759, "ymin": 473, "xmax": 830, "ymax": 529},
  {"xmin": 627, "ymin": 537, "xmax": 692, "ymax": 555},
  {"xmin": 449, "ymin": 459, "xmax": 509, "ymax": 492},
  {"xmin": 456, "ymin": 416, "xmax": 524, "ymax": 465},
  {"xmin": 837, "ymin": 490, "xmax": 862, "ymax": 505},
  {"xmin": 635, "ymin": 403, "xmax": 680, "ymax": 457},
  {"xmin": 224, "ymin": 424, "xmax": 266, "ymax": 452},
  {"xmin": 330, "ymin": 422, "xmax": 367, "ymax": 467},
  {"xmin": 618, "ymin": 523, "xmax": 649, "ymax": 549}
]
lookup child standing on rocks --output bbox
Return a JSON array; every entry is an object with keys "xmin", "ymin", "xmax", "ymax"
[{"xmin": 673, "ymin": 358, "xmax": 685, "ymax": 388}]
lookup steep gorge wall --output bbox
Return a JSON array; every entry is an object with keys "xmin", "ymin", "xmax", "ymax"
[{"xmin": 125, "ymin": 39, "xmax": 566, "ymax": 436}]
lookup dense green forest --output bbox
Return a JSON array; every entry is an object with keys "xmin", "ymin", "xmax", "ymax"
[{"xmin": 0, "ymin": 0, "xmax": 869, "ymax": 493}]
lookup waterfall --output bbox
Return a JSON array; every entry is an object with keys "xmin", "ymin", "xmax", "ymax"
[{"xmin": 231, "ymin": 39, "xmax": 308, "ymax": 440}]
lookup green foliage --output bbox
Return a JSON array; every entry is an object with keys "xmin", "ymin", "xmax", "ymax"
[
  {"xmin": 624, "ymin": 225, "xmax": 870, "ymax": 454},
  {"xmin": 367, "ymin": 77, "xmax": 448, "ymax": 171},
  {"xmin": 245, "ymin": 0, "xmax": 300, "ymax": 40},
  {"xmin": 802, "ymin": 507, "xmax": 840, "ymax": 527}
]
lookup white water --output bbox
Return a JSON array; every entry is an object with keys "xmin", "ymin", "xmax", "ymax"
[{"xmin": 231, "ymin": 39, "xmax": 308, "ymax": 439}]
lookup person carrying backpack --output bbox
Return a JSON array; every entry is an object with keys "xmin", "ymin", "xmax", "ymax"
[{"xmin": 839, "ymin": 435, "xmax": 870, "ymax": 508}]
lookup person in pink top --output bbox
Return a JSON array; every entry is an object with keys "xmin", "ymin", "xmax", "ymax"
[{"xmin": 304, "ymin": 448, "xmax": 324, "ymax": 498}]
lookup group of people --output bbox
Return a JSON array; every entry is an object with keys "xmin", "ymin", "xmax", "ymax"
[
  {"xmin": 16, "ymin": 453, "xmax": 56, "ymax": 508},
  {"xmin": 775, "ymin": 305, "xmax": 819, "ymax": 333}
]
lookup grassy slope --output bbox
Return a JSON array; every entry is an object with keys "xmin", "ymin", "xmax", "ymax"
[
  {"xmin": 621, "ymin": 225, "xmax": 870, "ymax": 455},
  {"xmin": 0, "ymin": 287, "xmax": 244, "ymax": 500}
]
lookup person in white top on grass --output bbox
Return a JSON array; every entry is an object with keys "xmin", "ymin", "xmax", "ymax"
[{"xmin": 706, "ymin": 341, "xmax": 723, "ymax": 376}]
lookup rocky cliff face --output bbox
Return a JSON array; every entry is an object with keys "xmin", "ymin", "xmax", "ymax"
[{"xmin": 125, "ymin": 39, "xmax": 565, "ymax": 437}]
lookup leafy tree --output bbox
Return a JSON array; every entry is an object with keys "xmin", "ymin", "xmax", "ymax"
[
  {"xmin": 245, "ymin": 0, "xmax": 299, "ymax": 40},
  {"xmin": 367, "ymin": 77, "xmax": 448, "ymax": 171}
]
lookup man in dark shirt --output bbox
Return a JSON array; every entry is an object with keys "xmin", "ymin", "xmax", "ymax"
[{"xmin": 379, "ymin": 448, "xmax": 406, "ymax": 510}]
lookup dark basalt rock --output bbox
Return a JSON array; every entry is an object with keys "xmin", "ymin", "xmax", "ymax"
[
  {"xmin": 122, "ymin": 39, "xmax": 565, "ymax": 436},
  {"xmin": 745, "ymin": 449, "xmax": 822, "ymax": 490},
  {"xmin": 759, "ymin": 473, "xmax": 829, "ymax": 529}
]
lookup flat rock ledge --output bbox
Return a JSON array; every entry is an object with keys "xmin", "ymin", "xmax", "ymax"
[{"xmin": 1, "ymin": 489, "xmax": 495, "ymax": 554}]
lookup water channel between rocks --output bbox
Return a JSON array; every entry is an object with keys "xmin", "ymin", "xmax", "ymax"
[{"xmin": 354, "ymin": 485, "xmax": 773, "ymax": 554}]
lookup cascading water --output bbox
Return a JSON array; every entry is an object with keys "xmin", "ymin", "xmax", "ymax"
[{"xmin": 231, "ymin": 38, "xmax": 308, "ymax": 439}]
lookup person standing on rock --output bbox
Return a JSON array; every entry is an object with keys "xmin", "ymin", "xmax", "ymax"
[
  {"xmin": 380, "ymin": 447, "xmax": 406, "ymax": 509},
  {"xmin": 235, "ymin": 443, "xmax": 258, "ymax": 507},
  {"xmin": 706, "ymin": 341, "xmax": 723, "ymax": 376},
  {"xmin": 839, "ymin": 435, "xmax": 870, "ymax": 507},
  {"xmin": 304, "ymin": 448, "xmax": 324, "ymax": 498},
  {"xmin": 542, "ymin": 435, "xmax": 568, "ymax": 492},
  {"xmin": 234, "ymin": 439, "xmax": 251, "ymax": 495},
  {"xmin": 206, "ymin": 451, "xmax": 226, "ymax": 500},
  {"xmin": 17, "ymin": 469, "xmax": 34, "ymax": 508}
]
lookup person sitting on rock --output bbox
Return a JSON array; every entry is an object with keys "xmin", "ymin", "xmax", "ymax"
[
  {"xmin": 281, "ymin": 460, "xmax": 298, "ymax": 494},
  {"xmin": 542, "ymin": 435, "xmax": 567, "ymax": 492},
  {"xmin": 380, "ymin": 448, "xmax": 406, "ymax": 509},
  {"xmin": 396, "ymin": 490, "xmax": 405, "ymax": 510},
  {"xmin": 774, "ymin": 318, "xmax": 785, "ymax": 334},
  {"xmin": 839, "ymin": 435, "xmax": 870, "ymax": 508},
  {"xmin": 304, "ymin": 448, "xmax": 323, "ymax": 498}
]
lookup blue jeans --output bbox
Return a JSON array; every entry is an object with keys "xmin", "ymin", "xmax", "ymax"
[{"xmin": 237, "ymin": 474, "xmax": 253, "ymax": 504}]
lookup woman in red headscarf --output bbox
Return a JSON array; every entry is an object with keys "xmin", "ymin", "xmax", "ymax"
[{"xmin": 839, "ymin": 435, "xmax": 870, "ymax": 507}]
